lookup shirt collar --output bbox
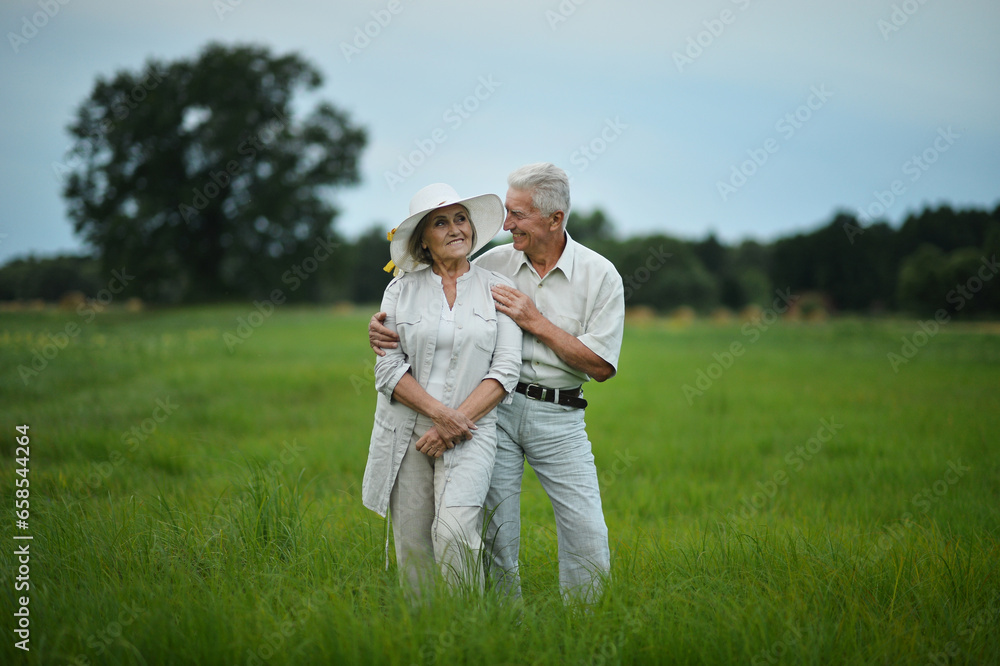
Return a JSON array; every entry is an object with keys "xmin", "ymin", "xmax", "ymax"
[
  {"xmin": 515, "ymin": 230, "xmax": 577, "ymax": 281},
  {"xmin": 554, "ymin": 230, "xmax": 577, "ymax": 280},
  {"xmin": 423, "ymin": 262, "xmax": 475, "ymax": 283}
]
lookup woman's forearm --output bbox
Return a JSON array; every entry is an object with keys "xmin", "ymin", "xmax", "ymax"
[
  {"xmin": 456, "ymin": 378, "xmax": 507, "ymax": 424},
  {"xmin": 391, "ymin": 372, "xmax": 447, "ymax": 420},
  {"xmin": 392, "ymin": 373, "xmax": 477, "ymax": 441}
]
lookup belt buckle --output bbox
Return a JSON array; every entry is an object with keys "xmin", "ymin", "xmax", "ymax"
[{"xmin": 525, "ymin": 383, "xmax": 547, "ymax": 401}]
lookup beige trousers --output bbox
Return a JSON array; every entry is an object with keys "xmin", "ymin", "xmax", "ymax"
[{"xmin": 389, "ymin": 426, "xmax": 484, "ymax": 597}]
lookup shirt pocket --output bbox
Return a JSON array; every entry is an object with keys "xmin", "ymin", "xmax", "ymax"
[
  {"xmin": 470, "ymin": 305, "xmax": 498, "ymax": 354},
  {"xmin": 553, "ymin": 314, "xmax": 583, "ymax": 338},
  {"xmin": 395, "ymin": 311, "xmax": 422, "ymax": 354}
]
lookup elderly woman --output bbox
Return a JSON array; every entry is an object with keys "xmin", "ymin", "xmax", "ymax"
[{"xmin": 362, "ymin": 183, "xmax": 522, "ymax": 595}]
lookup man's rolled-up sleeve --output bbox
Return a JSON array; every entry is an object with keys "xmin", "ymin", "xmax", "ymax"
[{"xmin": 577, "ymin": 272, "xmax": 625, "ymax": 373}]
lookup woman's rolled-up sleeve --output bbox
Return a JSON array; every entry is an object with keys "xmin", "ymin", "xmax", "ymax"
[
  {"xmin": 374, "ymin": 277, "xmax": 411, "ymax": 401},
  {"xmin": 485, "ymin": 275, "xmax": 523, "ymax": 403}
]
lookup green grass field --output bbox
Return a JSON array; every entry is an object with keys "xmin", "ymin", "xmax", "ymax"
[{"xmin": 1, "ymin": 306, "xmax": 998, "ymax": 665}]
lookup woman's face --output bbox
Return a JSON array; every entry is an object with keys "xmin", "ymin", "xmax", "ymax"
[{"xmin": 420, "ymin": 204, "xmax": 473, "ymax": 265}]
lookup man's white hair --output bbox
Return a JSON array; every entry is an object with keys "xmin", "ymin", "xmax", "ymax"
[{"xmin": 507, "ymin": 162, "xmax": 571, "ymax": 221}]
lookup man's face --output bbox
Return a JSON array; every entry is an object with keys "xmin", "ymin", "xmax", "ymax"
[{"xmin": 503, "ymin": 188, "xmax": 557, "ymax": 254}]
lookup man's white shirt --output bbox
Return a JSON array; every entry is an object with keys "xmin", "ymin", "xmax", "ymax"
[{"xmin": 474, "ymin": 231, "xmax": 625, "ymax": 389}]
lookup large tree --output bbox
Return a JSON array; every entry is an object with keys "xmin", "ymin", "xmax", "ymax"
[{"xmin": 63, "ymin": 42, "xmax": 366, "ymax": 301}]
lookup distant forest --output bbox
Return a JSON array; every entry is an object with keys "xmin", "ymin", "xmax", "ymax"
[{"xmin": 3, "ymin": 203, "xmax": 998, "ymax": 318}]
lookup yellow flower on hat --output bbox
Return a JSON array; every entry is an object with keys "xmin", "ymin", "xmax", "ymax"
[{"xmin": 383, "ymin": 227, "xmax": 401, "ymax": 275}]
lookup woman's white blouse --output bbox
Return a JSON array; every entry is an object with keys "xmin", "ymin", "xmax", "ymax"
[{"xmin": 424, "ymin": 286, "xmax": 457, "ymax": 402}]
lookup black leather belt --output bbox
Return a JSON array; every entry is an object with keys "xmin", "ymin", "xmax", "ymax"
[{"xmin": 515, "ymin": 382, "xmax": 587, "ymax": 409}]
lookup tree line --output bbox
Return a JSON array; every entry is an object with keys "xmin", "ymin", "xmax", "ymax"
[
  {"xmin": 585, "ymin": 203, "xmax": 1000, "ymax": 317},
  {"xmin": 3, "ymin": 202, "xmax": 998, "ymax": 317}
]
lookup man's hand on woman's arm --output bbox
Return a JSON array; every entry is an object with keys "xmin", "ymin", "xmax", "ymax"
[{"xmin": 369, "ymin": 312, "xmax": 399, "ymax": 357}]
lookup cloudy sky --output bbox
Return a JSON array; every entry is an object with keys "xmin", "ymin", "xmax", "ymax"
[{"xmin": 1, "ymin": 0, "xmax": 998, "ymax": 265}]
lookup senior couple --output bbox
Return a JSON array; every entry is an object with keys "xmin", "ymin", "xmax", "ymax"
[{"xmin": 362, "ymin": 162, "xmax": 625, "ymax": 604}]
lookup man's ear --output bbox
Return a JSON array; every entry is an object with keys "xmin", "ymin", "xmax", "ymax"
[{"xmin": 550, "ymin": 210, "xmax": 565, "ymax": 229}]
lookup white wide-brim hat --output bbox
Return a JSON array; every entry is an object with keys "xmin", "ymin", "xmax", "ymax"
[{"xmin": 388, "ymin": 183, "xmax": 504, "ymax": 273}]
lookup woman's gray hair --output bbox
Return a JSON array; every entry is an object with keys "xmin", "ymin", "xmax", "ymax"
[
  {"xmin": 407, "ymin": 205, "xmax": 477, "ymax": 267},
  {"xmin": 507, "ymin": 162, "xmax": 571, "ymax": 221}
]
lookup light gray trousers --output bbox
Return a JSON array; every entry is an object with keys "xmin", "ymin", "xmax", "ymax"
[{"xmin": 484, "ymin": 392, "xmax": 611, "ymax": 604}]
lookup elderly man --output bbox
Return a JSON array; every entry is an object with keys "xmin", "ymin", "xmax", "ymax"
[{"xmin": 371, "ymin": 163, "xmax": 625, "ymax": 603}]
